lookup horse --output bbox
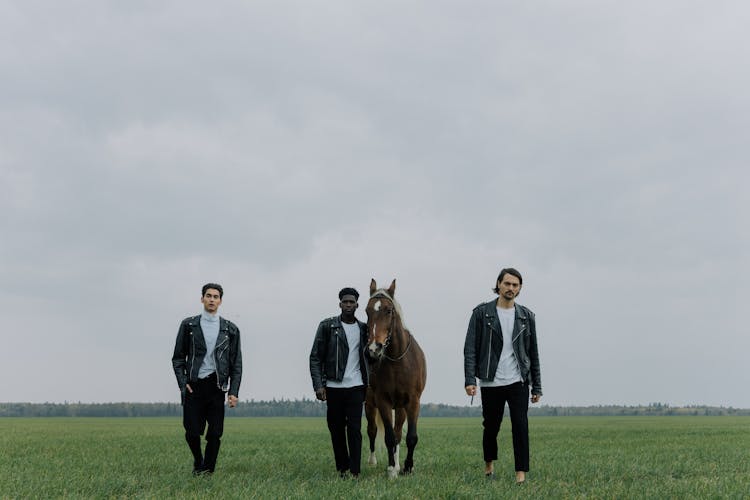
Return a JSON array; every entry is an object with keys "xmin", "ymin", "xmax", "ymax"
[{"xmin": 364, "ymin": 279, "xmax": 427, "ymax": 478}]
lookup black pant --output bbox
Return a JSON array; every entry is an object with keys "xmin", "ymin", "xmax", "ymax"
[
  {"xmin": 481, "ymin": 382, "xmax": 530, "ymax": 472},
  {"xmin": 183, "ymin": 373, "xmax": 225, "ymax": 472},
  {"xmin": 326, "ymin": 386, "xmax": 365, "ymax": 474}
]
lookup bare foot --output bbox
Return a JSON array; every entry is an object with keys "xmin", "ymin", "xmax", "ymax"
[{"xmin": 516, "ymin": 471, "xmax": 526, "ymax": 483}]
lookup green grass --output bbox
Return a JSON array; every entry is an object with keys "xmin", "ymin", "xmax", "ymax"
[{"xmin": 1, "ymin": 417, "xmax": 748, "ymax": 498}]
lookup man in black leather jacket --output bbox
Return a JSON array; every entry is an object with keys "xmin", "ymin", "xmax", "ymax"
[
  {"xmin": 172, "ymin": 283, "xmax": 242, "ymax": 475},
  {"xmin": 309, "ymin": 287, "xmax": 368, "ymax": 478},
  {"xmin": 464, "ymin": 268, "xmax": 542, "ymax": 483}
]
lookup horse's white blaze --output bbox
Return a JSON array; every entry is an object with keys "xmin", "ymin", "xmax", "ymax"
[
  {"xmin": 374, "ymin": 300, "xmax": 381, "ymax": 311},
  {"xmin": 368, "ymin": 324, "xmax": 378, "ymax": 353},
  {"xmin": 368, "ymin": 452, "xmax": 377, "ymax": 465},
  {"xmin": 387, "ymin": 465, "xmax": 398, "ymax": 479}
]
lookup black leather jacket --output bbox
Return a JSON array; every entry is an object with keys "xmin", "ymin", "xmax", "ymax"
[
  {"xmin": 309, "ymin": 316, "xmax": 368, "ymax": 391},
  {"xmin": 463, "ymin": 301, "xmax": 542, "ymax": 396},
  {"xmin": 172, "ymin": 315, "xmax": 243, "ymax": 400}
]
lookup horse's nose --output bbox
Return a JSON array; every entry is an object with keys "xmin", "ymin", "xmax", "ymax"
[{"xmin": 368, "ymin": 342, "xmax": 382, "ymax": 354}]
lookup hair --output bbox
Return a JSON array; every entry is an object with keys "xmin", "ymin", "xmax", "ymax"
[
  {"xmin": 338, "ymin": 287, "xmax": 359, "ymax": 300},
  {"xmin": 202, "ymin": 283, "xmax": 224, "ymax": 298},
  {"xmin": 493, "ymin": 268, "xmax": 523, "ymax": 293}
]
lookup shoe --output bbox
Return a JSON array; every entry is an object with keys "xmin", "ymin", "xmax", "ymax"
[
  {"xmin": 193, "ymin": 467, "xmax": 213, "ymax": 477},
  {"xmin": 192, "ymin": 460, "xmax": 204, "ymax": 476}
]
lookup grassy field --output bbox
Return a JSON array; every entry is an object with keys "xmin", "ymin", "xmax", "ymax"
[{"xmin": 0, "ymin": 416, "xmax": 747, "ymax": 499}]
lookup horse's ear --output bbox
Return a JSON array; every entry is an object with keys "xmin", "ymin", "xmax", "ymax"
[
  {"xmin": 370, "ymin": 279, "xmax": 377, "ymax": 295},
  {"xmin": 388, "ymin": 279, "xmax": 396, "ymax": 297}
]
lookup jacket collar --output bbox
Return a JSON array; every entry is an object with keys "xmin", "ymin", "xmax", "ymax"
[
  {"xmin": 188, "ymin": 314, "xmax": 229, "ymax": 327},
  {"xmin": 482, "ymin": 300, "xmax": 528, "ymax": 318},
  {"xmin": 482, "ymin": 301, "xmax": 528, "ymax": 337}
]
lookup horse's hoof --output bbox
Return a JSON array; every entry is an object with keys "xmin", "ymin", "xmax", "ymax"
[
  {"xmin": 387, "ymin": 466, "xmax": 398, "ymax": 479},
  {"xmin": 368, "ymin": 453, "xmax": 377, "ymax": 466},
  {"xmin": 399, "ymin": 468, "xmax": 413, "ymax": 476}
]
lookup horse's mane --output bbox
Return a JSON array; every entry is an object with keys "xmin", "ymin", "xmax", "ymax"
[{"xmin": 370, "ymin": 288, "xmax": 408, "ymax": 330}]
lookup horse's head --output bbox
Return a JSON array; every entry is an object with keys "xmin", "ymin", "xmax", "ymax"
[{"xmin": 365, "ymin": 278, "xmax": 399, "ymax": 361}]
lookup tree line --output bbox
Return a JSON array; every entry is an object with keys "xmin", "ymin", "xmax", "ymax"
[{"xmin": 1, "ymin": 400, "xmax": 747, "ymax": 418}]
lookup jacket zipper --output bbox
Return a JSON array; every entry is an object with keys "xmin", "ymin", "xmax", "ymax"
[
  {"xmin": 190, "ymin": 332, "xmax": 197, "ymax": 381},
  {"xmin": 214, "ymin": 335, "xmax": 229, "ymax": 390},
  {"xmin": 485, "ymin": 324, "xmax": 492, "ymax": 379},
  {"xmin": 512, "ymin": 322, "xmax": 526, "ymax": 383},
  {"xmin": 335, "ymin": 334, "xmax": 339, "ymax": 377}
]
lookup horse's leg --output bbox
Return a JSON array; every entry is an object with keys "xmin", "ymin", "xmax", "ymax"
[
  {"xmin": 365, "ymin": 394, "xmax": 378, "ymax": 466},
  {"xmin": 378, "ymin": 404, "xmax": 398, "ymax": 478},
  {"xmin": 402, "ymin": 400, "xmax": 420, "ymax": 474},
  {"xmin": 394, "ymin": 407, "xmax": 407, "ymax": 472}
]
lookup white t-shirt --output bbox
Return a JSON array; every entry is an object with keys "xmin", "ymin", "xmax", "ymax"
[
  {"xmin": 479, "ymin": 306, "xmax": 522, "ymax": 387},
  {"xmin": 326, "ymin": 321, "xmax": 364, "ymax": 388}
]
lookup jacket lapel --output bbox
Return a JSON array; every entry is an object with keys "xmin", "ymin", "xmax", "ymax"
[
  {"xmin": 189, "ymin": 315, "xmax": 206, "ymax": 348},
  {"xmin": 484, "ymin": 302, "xmax": 502, "ymax": 349},
  {"xmin": 217, "ymin": 317, "xmax": 229, "ymax": 345},
  {"xmin": 512, "ymin": 305, "xmax": 527, "ymax": 343}
]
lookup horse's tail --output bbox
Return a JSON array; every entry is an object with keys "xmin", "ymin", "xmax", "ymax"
[{"xmin": 369, "ymin": 409, "xmax": 392, "ymax": 459}]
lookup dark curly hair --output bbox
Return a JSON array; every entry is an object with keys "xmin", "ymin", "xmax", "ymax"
[{"xmin": 338, "ymin": 287, "xmax": 359, "ymax": 300}]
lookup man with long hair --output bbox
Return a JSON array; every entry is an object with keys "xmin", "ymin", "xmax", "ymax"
[{"xmin": 464, "ymin": 268, "xmax": 542, "ymax": 483}]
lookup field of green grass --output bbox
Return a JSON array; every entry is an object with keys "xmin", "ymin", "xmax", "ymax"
[{"xmin": 1, "ymin": 416, "xmax": 747, "ymax": 498}]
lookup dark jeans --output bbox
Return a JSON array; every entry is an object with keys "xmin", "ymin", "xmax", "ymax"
[
  {"xmin": 183, "ymin": 373, "xmax": 225, "ymax": 472},
  {"xmin": 481, "ymin": 382, "xmax": 530, "ymax": 471},
  {"xmin": 326, "ymin": 386, "xmax": 366, "ymax": 474}
]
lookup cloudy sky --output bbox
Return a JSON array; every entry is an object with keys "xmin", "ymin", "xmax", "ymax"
[{"xmin": 2, "ymin": 1, "xmax": 748, "ymax": 408}]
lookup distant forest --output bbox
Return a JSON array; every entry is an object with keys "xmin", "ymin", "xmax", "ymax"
[{"xmin": 1, "ymin": 400, "xmax": 748, "ymax": 418}]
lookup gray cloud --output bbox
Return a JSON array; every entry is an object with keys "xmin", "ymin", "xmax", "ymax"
[{"xmin": 2, "ymin": 1, "xmax": 748, "ymax": 407}]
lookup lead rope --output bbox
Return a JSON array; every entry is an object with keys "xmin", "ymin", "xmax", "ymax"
[{"xmin": 383, "ymin": 332, "xmax": 412, "ymax": 362}]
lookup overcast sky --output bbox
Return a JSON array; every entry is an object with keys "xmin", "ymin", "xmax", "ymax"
[{"xmin": 2, "ymin": 1, "xmax": 748, "ymax": 408}]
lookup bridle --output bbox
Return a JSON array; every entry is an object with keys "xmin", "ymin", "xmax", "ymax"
[{"xmin": 368, "ymin": 290, "xmax": 412, "ymax": 362}]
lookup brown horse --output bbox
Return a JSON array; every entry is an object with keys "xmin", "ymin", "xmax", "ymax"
[{"xmin": 364, "ymin": 279, "xmax": 427, "ymax": 477}]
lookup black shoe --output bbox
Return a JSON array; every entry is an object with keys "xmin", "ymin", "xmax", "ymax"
[
  {"xmin": 193, "ymin": 467, "xmax": 213, "ymax": 477},
  {"xmin": 192, "ymin": 458, "xmax": 204, "ymax": 476}
]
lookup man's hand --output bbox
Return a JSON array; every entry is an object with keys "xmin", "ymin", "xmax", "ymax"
[
  {"xmin": 315, "ymin": 388, "xmax": 327, "ymax": 401},
  {"xmin": 465, "ymin": 385, "xmax": 477, "ymax": 397},
  {"xmin": 186, "ymin": 384, "xmax": 193, "ymax": 394},
  {"xmin": 227, "ymin": 395, "xmax": 238, "ymax": 408},
  {"xmin": 531, "ymin": 394, "xmax": 541, "ymax": 404}
]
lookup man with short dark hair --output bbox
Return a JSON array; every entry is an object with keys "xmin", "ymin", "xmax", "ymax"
[
  {"xmin": 464, "ymin": 268, "xmax": 542, "ymax": 483},
  {"xmin": 172, "ymin": 283, "xmax": 242, "ymax": 475},
  {"xmin": 309, "ymin": 287, "xmax": 369, "ymax": 478}
]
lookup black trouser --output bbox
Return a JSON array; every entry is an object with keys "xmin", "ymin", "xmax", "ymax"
[
  {"xmin": 326, "ymin": 386, "xmax": 366, "ymax": 474},
  {"xmin": 183, "ymin": 373, "xmax": 225, "ymax": 472},
  {"xmin": 481, "ymin": 382, "xmax": 530, "ymax": 472}
]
